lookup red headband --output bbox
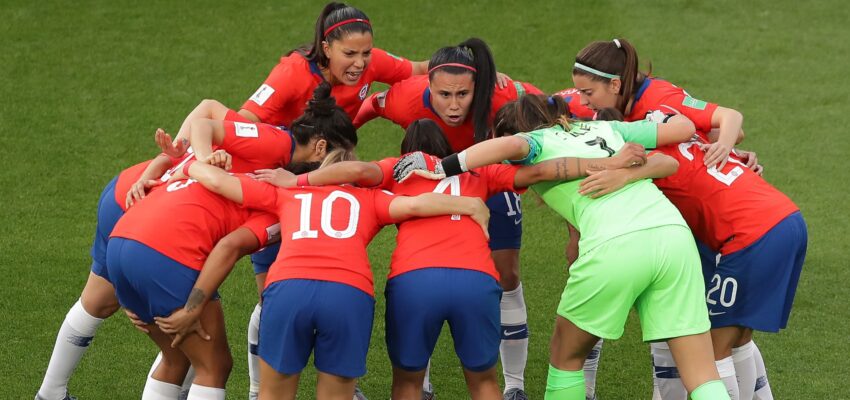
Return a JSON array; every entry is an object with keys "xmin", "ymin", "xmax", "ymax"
[
  {"xmin": 323, "ymin": 18, "xmax": 370, "ymax": 37},
  {"xmin": 428, "ymin": 63, "xmax": 478, "ymax": 74}
]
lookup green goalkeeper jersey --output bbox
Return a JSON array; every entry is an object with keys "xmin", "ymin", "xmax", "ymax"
[{"xmin": 513, "ymin": 120, "xmax": 689, "ymax": 255}]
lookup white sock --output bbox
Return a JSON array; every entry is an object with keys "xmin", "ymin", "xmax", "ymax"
[
  {"xmin": 149, "ymin": 352, "xmax": 194, "ymax": 399},
  {"xmin": 248, "ymin": 303, "xmax": 262, "ymax": 396},
  {"xmin": 751, "ymin": 341, "xmax": 774, "ymax": 400},
  {"xmin": 142, "ymin": 376, "xmax": 182, "ymax": 400},
  {"xmin": 583, "ymin": 339, "xmax": 603, "ymax": 400},
  {"xmin": 38, "ymin": 299, "xmax": 104, "ymax": 400},
  {"xmin": 650, "ymin": 342, "xmax": 687, "ymax": 400},
  {"xmin": 187, "ymin": 384, "xmax": 225, "ymax": 400},
  {"xmin": 716, "ymin": 356, "xmax": 740, "ymax": 400},
  {"xmin": 500, "ymin": 283, "xmax": 529, "ymax": 392},
  {"xmin": 422, "ymin": 359, "xmax": 433, "ymax": 393},
  {"xmin": 732, "ymin": 341, "xmax": 757, "ymax": 400}
]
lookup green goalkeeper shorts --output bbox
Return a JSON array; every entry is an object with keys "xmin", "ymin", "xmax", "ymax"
[{"xmin": 557, "ymin": 225, "xmax": 710, "ymax": 341}]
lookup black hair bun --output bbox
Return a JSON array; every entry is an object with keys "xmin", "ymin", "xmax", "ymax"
[{"xmin": 307, "ymin": 81, "xmax": 337, "ymax": 117}]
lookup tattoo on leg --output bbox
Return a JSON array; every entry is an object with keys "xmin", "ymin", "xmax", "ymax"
[{"xmin": 184, "ymin": 288, "xmax": 206, "ymax": 312}]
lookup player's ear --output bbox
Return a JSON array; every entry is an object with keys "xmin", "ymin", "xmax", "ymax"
[
  {"xmin": 314, "ymin": 139, "xmax": 327, "ymax": 157},
  {"xmin": 322, "ymin": 40, "xmax": 331, "ymax": 59},
  {"xmin": 608, "ymin": 78, "xmax": 622, "ymax": 95}
]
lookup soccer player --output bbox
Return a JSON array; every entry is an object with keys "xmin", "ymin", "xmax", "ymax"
[
  {"xmin": 354, "ymin": 37, "xmax": 542, "ymax": 399},
  {"xmin": 183, "ymin": 147, "xmax": 491, "ymax": 400},
  {"xmin": 565, "ymin": 38, "xmax": 787, "ymax": 399},
  {"xmin": 394, "ymin": 94, "xmax": 733, "ymax": 400},
  {"xmin": 250, "ymin": 119, "xmax": 645, "ymax": 400}
]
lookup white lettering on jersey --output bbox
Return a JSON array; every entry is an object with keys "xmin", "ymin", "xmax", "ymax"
[
  {"xmin": 234, "ymin": 122, "xmax": 259, "ymax": 138},
  {"xmin": 250, "ymin": 84, "xmax": 275, "ymax": 106}
]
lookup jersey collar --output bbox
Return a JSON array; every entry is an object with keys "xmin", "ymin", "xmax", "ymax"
[
  {"xmin": 634, "ymin": 77, "xmax": 652, "ymax": 104},
  {"xmin": 422, "ymin": 87, "xmax": 438, "ymax": 117}
]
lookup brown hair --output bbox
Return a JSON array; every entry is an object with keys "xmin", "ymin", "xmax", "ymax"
[
  {"xmin": 400, "ymin": 119, "xmax": 452, "ymax": 158},
  {"xmin": 492, "ymin": 95, "xmax": 572, "ymax": 137},
  {"xmin": 572, "ymin": 38, "xmax": 651, "ymax": 114}
]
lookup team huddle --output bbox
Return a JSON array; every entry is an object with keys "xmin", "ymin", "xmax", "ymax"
[{"xmin": 34, "ymin": 2, "xmax": 808, "ymax": 400}]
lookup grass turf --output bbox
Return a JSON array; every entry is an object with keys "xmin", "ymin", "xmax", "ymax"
[{"xmin": 2, "ymin": 0, "xmax": 848, "ymax": 398}]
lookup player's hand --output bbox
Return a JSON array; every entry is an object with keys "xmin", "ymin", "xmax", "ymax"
[
  {"xmin": 702, "ymin": 140, "xmax": 733, "ymax": 170},
  {"xmin": 201, "ymin": 150, "xmax": 232, "ymax": 171},
  {"xmin": 124, "ymin": 309, "xmax": 149, "ymax": 334},
  {"xmin": 733, "ymin": 148, "xmax": 764, "ymax": 175},
  {"xmin": 579, "ymin": 169, "xmax": 630, "ymax": 198},
  {"xmin": 254, "ymin": 168, "xmax": 296, "ymax": 187},
  {"xmin": 601, "ymin": 142, "xmax": 646, "ymax": 172},
  {"xmin": 469, "ymin": 198, "xmax": 491, "ymax": 241},
  {"xmin": 154, "ymin": 308, "xmax": 211, "ymax": 348},
  {"xmin": 155, "ymin": 128, "xmax": 189, "ymax": 158},
  {"xmin": 495, "ymin": 72, "xmax": 512, "ymax": 89},
  {"xmin": 393, "ymin": 152, "xmax": 445, "ymax": 183},
  {"xmin": 125, "ymin": 179, "xmax": 162, "ymax": 208}
]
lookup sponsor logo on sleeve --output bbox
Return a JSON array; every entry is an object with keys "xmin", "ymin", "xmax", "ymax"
[
  {"xmin": 250, "ymin": 84, "xmax": 275, "ymax": 106},
  {"xmin": 358, "ymin": 83, "xmax": 370, "ymax": 101},
  {"xmin": 234, "ymin": 122, "xmax": 259, "ymax": 138},
  {"xmin": 682, "ymin": 96, "xmax": 708, "ymax": 110},
  {"xmin": 376, "ymin": 91, "xmax": 387, "ymax": 108}
]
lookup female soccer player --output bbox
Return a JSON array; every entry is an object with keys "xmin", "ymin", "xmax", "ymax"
[
  {"xmin": 565, "ymin": 38, "xmax": 791, "ymax": 399},
  {"xmin": 395, "ymin": 94, "xmax": 732, "ymax": 400},
  {"xmin": 251, "ymin": 119, "xmax": 645, "ymax": 400},
  {"xmin": 354, "ymin": 37, "xmax": 542, "ymax": 398},
  {"xmin": 184, "ymin": 146, "xmax": 490, "ymax": 400}
]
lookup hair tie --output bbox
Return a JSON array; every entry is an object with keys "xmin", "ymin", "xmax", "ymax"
[
  {"xmin": 547, "ymin": 96, "xmax": 556, "ymax": 105},
  {"xmin": 323, "ymin": 18, "xmax": 370, "ymax": 37},
  {"xmin": 428, "ymin": 63, "xmax": 478, "ymax": 74},
  {"xmin": 573, "ymin": 62, "xmax": 621, "ymax": 80},
  {"xmin": 613, "ymin": 39, "xmax": 622, "ymax": 49}
]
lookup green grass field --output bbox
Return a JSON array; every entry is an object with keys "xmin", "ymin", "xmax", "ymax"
[{"xmin": 3, "ymin": 0, "xmax": 849, "ymax": 398}]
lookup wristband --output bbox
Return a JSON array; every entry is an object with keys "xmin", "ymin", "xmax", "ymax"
[
  {"xmin": 181, "ymin": 160, "xmax": 196, "ymax": 177},
  {"xmin": 662, "ymin": 113, "xmax": 676, "ymax": 123},
  {"xmin": 440, "ymin": 153, "xmax": 463, "ymax": 177},
  {"xmin": 296, "ymin": 173, "xmax": 310, "ymax": 187}
]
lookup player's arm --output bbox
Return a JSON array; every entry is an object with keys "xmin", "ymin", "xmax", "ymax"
[
  {"xmin": 354, "ymin": 92, "xmax": 384, "ymax": 128},
  {"xmin": 578, "ymin": 153, "xmax": 679, "ymax": 198},
  {"xmin": 186, "ymin": 153, "xmax": 244, "ymax": 204},
  {"xmin": 703, "ymin": 106, "xmax": 744, "ymax": 169},
  {"xmin": 655, "ymin": 114, "xmax": 697, "ymax": 146},
  {"xmin": 254, "ymin": 161, "xmax": 384, "ymax": 188},
  {"xmin": 154, "ymin": 227, "xmax": 261, "ymax": 346},
  {"xmin": 237, "ymin": 109, "xmax": 261, "ymax": 123},
  {"xmin": 511, "ymin": 143, "xmax": 647, "ymax": 188},
  {"xmin": 125, "ymin": 153, "xmax": 174, "ymax": 208},
  {"xmin": 389, "ymin": 193, "xmax": 491, "ymax": 239}
]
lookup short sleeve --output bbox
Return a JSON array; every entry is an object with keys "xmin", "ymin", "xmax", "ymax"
[
  {"xmin": 220, "ymin": 122, "xmax": 294, "ymax": 168},
  {"xmin": 239, "ymin": 176, "xmax": 280, "ymax": 214},
  {"xmin": 372, "ymin": 157, "xmax": 399, "ymax": 189},
  {"xmin": 241, "ymin": 58, "xmax": 311, "ymax": 126},
  {"xmin": 371, "ymin": 188, "xmax": 399, "ymax": 225},
  {"xmin": 608, "ymin": 120, "xmax": 658, "ymax": 149},
  {"xmin": 480, "ymin": 164, "xmax": 527, "ymax": 194},
  {"xmin": 369, "ymin": 48, "xmax": 414, "ymax": 85},
  {"xmin": 507, "ymin": 134, "xmax": 541, "ymax": 166},
  {"xmin": 658, "ymin": 91, "xmax": 718, "ymax": 134},
  {"xmin": 520, "ymin": 81, "xmax": 543, "ymax": 96},
  {"xmin": 240, "ymin": 212, "xmax": 281, "ymax": 247}
]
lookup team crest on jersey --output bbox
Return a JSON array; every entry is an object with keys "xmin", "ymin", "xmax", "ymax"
[
  {"xmin": 250, "ymin": 84, "xmax": 275, "ymax": 106},
  {"xmin": 358, "ymin": 83, "xmax": 370, "ymax": 100}
]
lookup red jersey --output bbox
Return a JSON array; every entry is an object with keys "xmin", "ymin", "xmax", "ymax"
[
  {"xmin": 242, "ymin": 49, "xmax": 413, "ymax": 127},
  {"xmin": 220, "ymin": 120, "xmax": 294, "ymax": 171},
  {"xmin": 111, "ymin": 175, "xmax": 278, "ymax": 270},
  {"xmin": 373, "ymin": 155, "xmax": 525, "ymax": 280},
  {"xmin": 366, "ymin": 75, "xmax": 543, "ymax": 152},
  {"xmin": 240, "ymin": 180, "xmax": 398, "ymax": 296},
  {"xmin": 553, "ymin": 87, "xmax": 596, "ymax": 120},
  {"xmin": 113, "ymin": 154, "xmax": 196, "ymax": 212},
  {"xmin": 651, "ymin": 140, "xmax": 798, "ymax": 254}
]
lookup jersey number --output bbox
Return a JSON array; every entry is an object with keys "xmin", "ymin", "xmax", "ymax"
[
  {"xmin": 291, "ymin": 191, "xmax": 360, "ymax": 240},
  {"xmin": 433, "ymin": 176, "xmax": 462, "ymax": 221},
  {"xmin": 678, "ymin": 142, "xmax": 746, "ymax": 186},
  {"xmin": 585, "ymin": 137, "xmax": 616, "ymax": 156},
  {"xmin": 706, "ymin": 274, "xmax": 738, "ymax": 307}
]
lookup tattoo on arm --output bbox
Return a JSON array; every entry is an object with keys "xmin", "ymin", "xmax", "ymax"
[
  {"xmin": 184, "ymin": 288, "xmax": 206, "ymax": 312},
  {"xmin": 554, "ymin": 158, "xmax": 569, "ymax": 180}
]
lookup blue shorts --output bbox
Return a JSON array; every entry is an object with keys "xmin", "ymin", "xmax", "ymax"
[
  {"xmin": 702, "ymin": 212, "xmax": 807, "ymax": 332},
  {"xmin": 250, "ymin": 242, "xmax": 280, "ymax": 275},
  {"xmin": 259, "ymin": 279, "xmax": 375, "ymax": 378},
  {"xmin": 90, "ymin": 176, "xmax": 124, "ymax": 282},
  {"xmin": 106, "ymin": 237, "xmax": 202, "ymax": 324},
  {"xmin": 486, "ymin": 192, "xmax": 522, "ymax": 250},
  {"xmin": 385, "ymin": 268, "xmax": 502, "ymax": 372}
]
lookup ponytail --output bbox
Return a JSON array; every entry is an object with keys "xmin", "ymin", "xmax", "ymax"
[
  {"xmin": 293, "ymin": 2, "xmax": 372, "ymax": 68},
  {"xmin": 573, "ymin": 38, "xmax": 650, "ymax": 114},
  {"xmin": 428, "ymin": 37, "xmax": 497, "ymax": 143}
]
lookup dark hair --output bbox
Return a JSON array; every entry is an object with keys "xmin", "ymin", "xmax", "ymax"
[
  {"xmin": 400, "ymin": 119, "xmax": 452, "ymax": 158},
  {"xmin": 293, "ymin": 2, "xmax": 372, "ymax": 68},
  {"xmin": 493, "ymin": 95, "xmax": 569, "ymax": 137},
  {"xmin": 594, "ymin": 107, "xmax": 624, "ymax": 121},
  {"xmin": 572, "ymin": 38, "xmax": 651, "ymax": 114},
  {"xmin": 290, "ymin": 81, "xmax": 358, "ymax": 153},
  {"xmin": 428, "ymin": 37, "xmax": 496, "ymax": 144}
]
